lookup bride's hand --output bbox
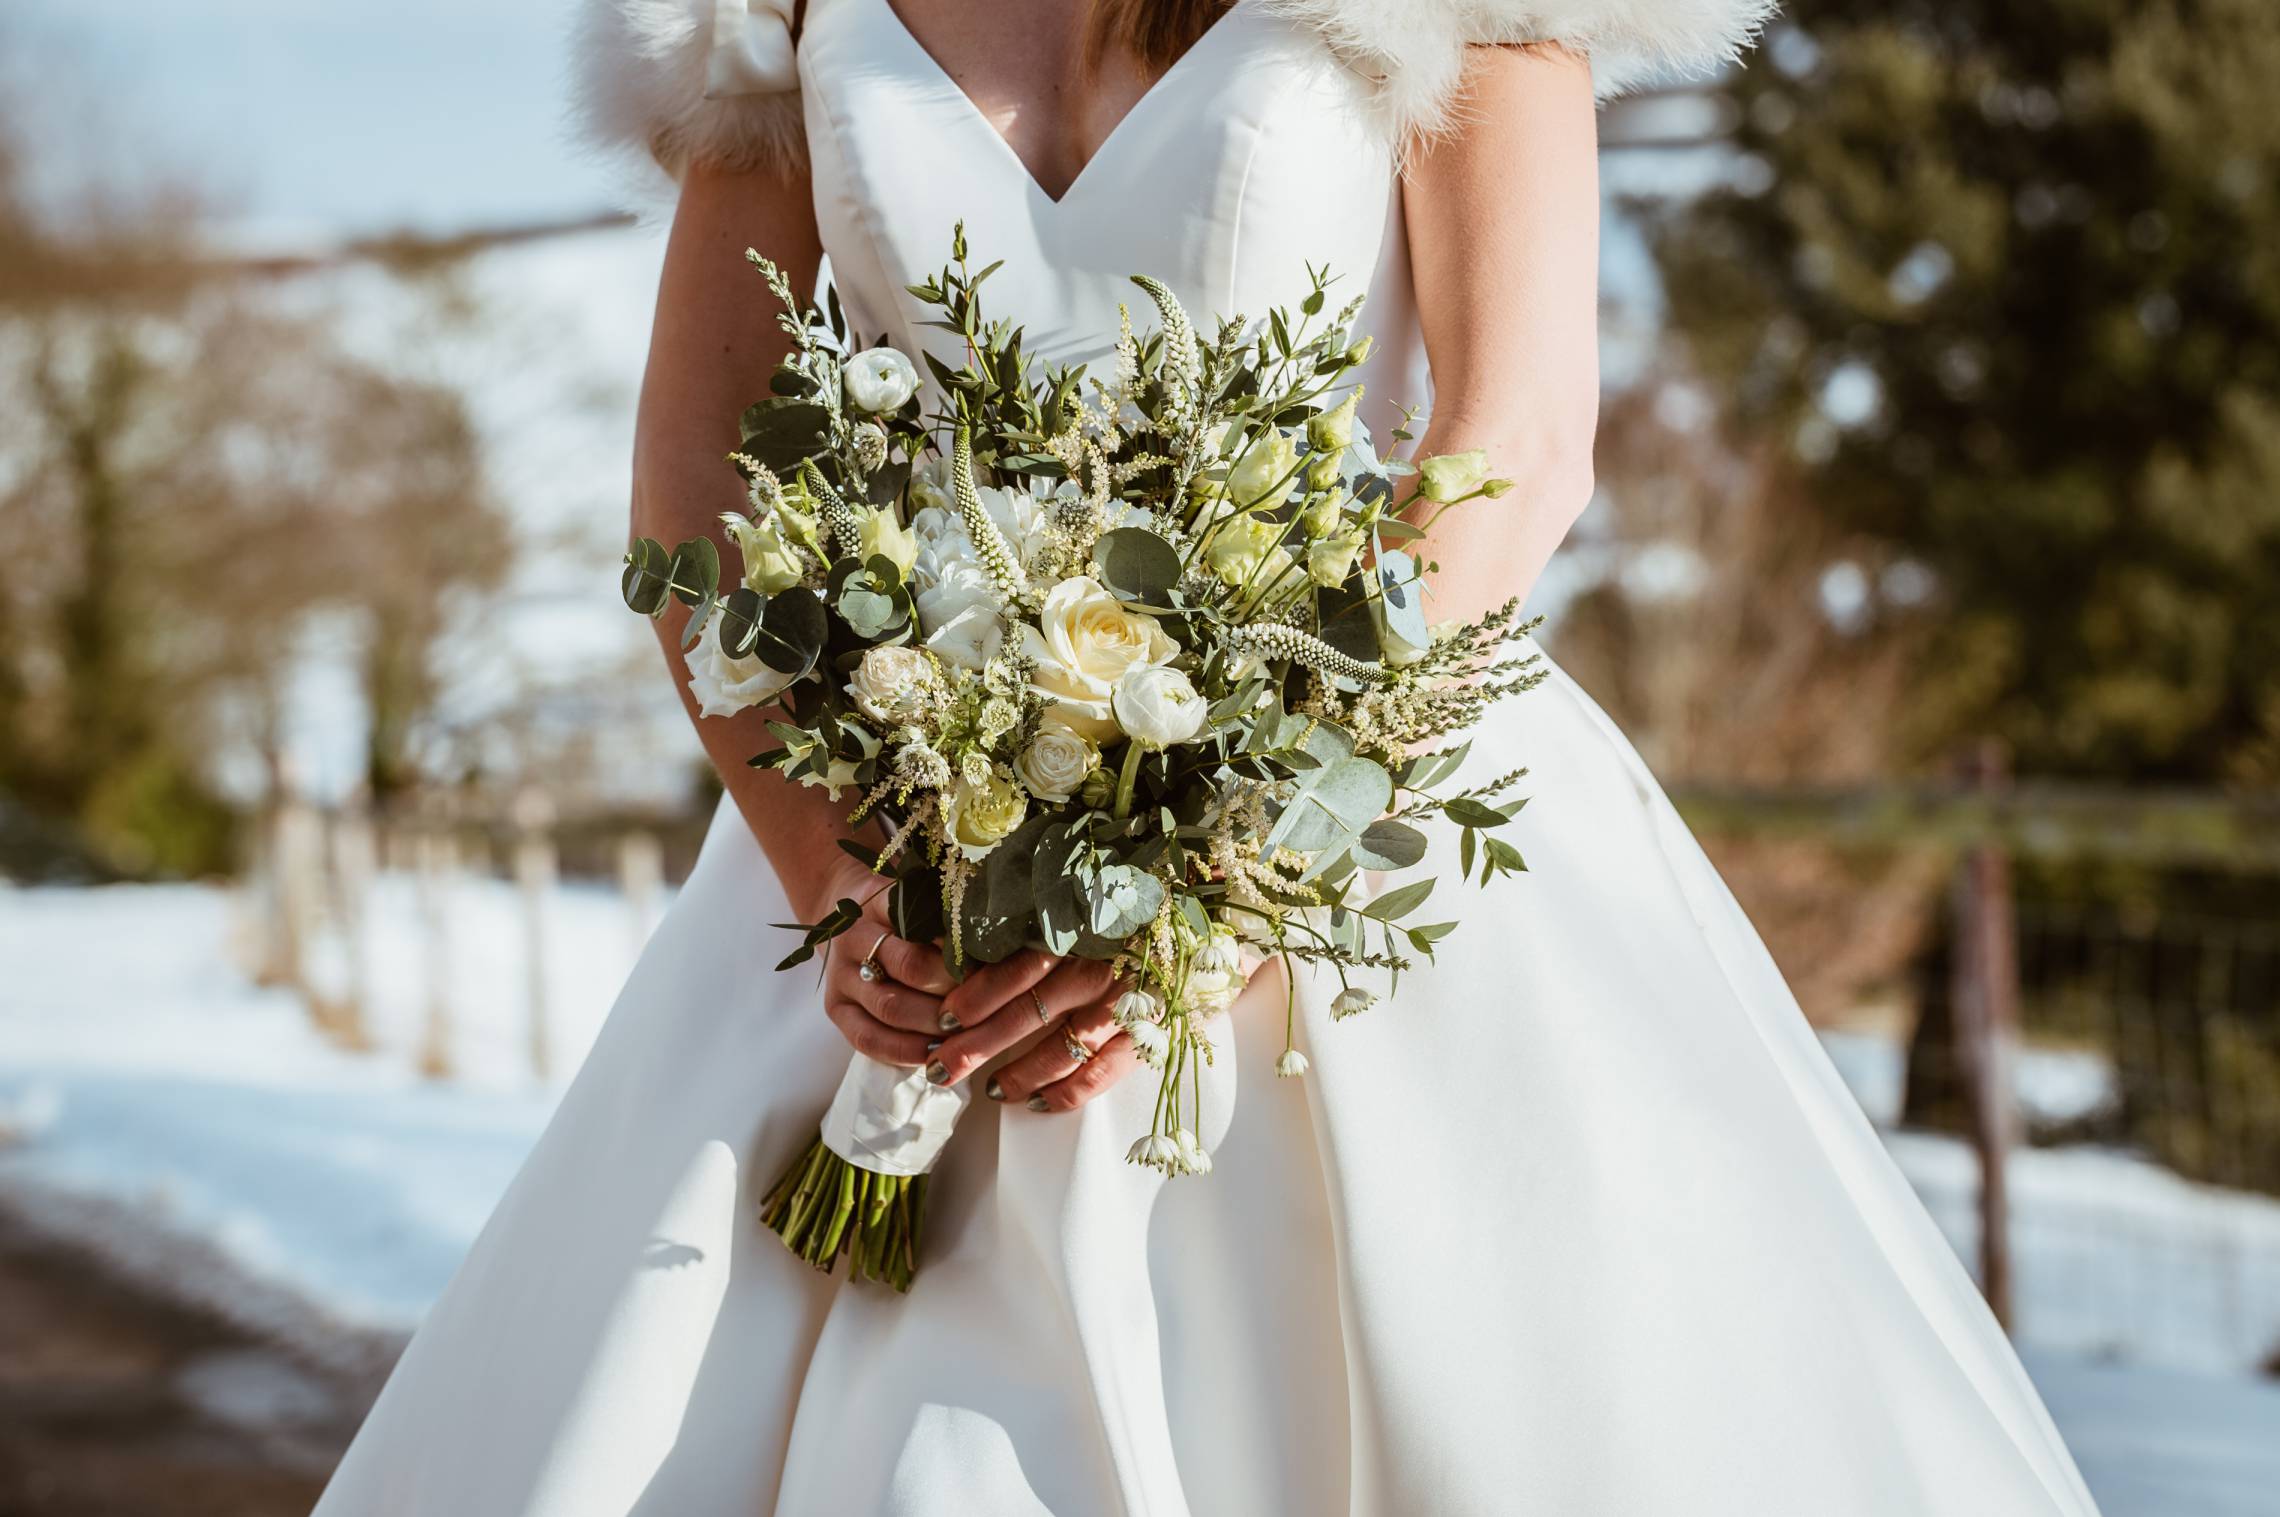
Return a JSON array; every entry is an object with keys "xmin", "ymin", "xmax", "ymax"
[
  {"xmin": 928, "ymin": 951, "xmax": 1135, "ymax": 1114},
  {"xmin": 817, "ymin": 866, "xmax": 957, "ymax": 1068}
]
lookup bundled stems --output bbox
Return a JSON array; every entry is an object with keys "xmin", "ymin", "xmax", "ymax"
[{"xmin": 758, "ymin": 1136, "xmax": 929, "ymax": 1292}]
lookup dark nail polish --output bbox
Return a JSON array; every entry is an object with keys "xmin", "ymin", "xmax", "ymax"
[
  {"xmin": 926, "ymin": 1038, "xmax": 945, "ymax": 1052},
  {"xmin": 937, "ymin": 1010, "xmax": 962, "ymax": 1033},
  {"xmin": 1026, "ymin": 1094, "xmax": 1050, "ymax": 1112},
  {"xmin": 985, "ymin": 1076, "xmax": 1005, "ymax": 1102},
  {"xmin": 926, "ymin": 1060, "xmax": 950, "ymax": 1086}
]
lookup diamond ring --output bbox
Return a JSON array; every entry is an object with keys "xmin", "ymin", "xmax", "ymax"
[{"xmin": 1060, "ymin": 1025, "xmax": 1092, "ymax": 1064}]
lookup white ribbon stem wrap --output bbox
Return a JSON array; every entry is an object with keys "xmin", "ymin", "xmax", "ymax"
[{"xmin": 818, "ymin": 1054, "xmax": 972, "ymax": 1178}]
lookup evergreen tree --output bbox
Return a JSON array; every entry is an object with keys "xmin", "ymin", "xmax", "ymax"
[{"xmin": 1648, "ymin": 0, "xmax": 2280, "ymax": 781}]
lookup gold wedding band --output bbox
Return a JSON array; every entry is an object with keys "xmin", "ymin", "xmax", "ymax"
[
  {"xmin": 1060, "ymin": 1024, "xmax": 1092, "ymax": 1064},
  {"xmin": 857, "ymin": 931, "xmax": 891, "ymax": 984},
  {"xmin": 1029, "ymin": 988, "xmax": 1051, "ymax": 1025}
]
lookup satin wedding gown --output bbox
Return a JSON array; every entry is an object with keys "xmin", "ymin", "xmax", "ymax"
[{"xmin": 317, "ymin": 1, "xmax": 2100, "ymax": 1512}]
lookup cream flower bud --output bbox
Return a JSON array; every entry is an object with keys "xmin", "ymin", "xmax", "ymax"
[
  {"xmin": 1226, "ymin": 429, "xmax": 1298, "ymax": 510},
  {"xmin": 841, "ymin": 347, "xmax": 919, "ymax": 413},
  {"xmin": 1307, "ymin": 389, "xmax": 1360, "ymax": 453},
  {"xmin": 856, "ymin": 505, "xmax": 919, "ymax": 577},
  {"xmin": 1275, "ymin": 1048, "xmax": 1309, "ymax": 1079},
  {"xmin": 721, "ymin": 511, "xmax": 808, "ymax": 595},
  {"xmin": 1111, "ymin": 665, "xmax": 1207, "ymax": 749},
  {"xmin": 1202, "ymin": 512, "xmax": 1286, "ymax": 589},
  {"xmin": 1307, "ymin": 530, "xmax": 1366, "ymax": 589},
  {"xmin": 1417, "ymin": 449, "xmax": 1492, "ymax": 503}
]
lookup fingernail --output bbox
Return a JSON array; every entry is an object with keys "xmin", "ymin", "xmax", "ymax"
[
  {"xmin": 926, "ymin": 1061, "xmax": 950, "ymax": 1086},
  {"xmin": 926, "ymin": 1038, "xmax": 945, "ymax": 1052},
  {"xmin": 985, "ymin": 1076, "xmax": 1005, "ymax": 1102},
  {"xmin": 937, "ymin": 1010, "xmax": 962, "ymax": 1032},
  {"xmin": 1026, "ymin": 1094, "xmax": 1050, "ymax": 1112}
]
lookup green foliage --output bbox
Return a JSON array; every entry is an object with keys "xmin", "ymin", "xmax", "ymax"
[{"xmin": 1649, "ymin": 0, "xmax": 2280, "ymax": 781}]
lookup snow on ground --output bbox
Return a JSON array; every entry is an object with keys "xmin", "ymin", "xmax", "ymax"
[{"xmin": 3, "ymin": 879, "xmax": 2278, "ymax": 1508}]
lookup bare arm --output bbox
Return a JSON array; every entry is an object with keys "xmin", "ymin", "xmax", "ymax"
[{"xmin": 1401, "ymin": 42, "xmax": 1602, "ymax": 622}]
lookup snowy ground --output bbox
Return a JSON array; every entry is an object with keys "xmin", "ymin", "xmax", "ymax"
[{"xmin": 2, "ymin": 879, "xmax": 2277, "ymax": 1511}]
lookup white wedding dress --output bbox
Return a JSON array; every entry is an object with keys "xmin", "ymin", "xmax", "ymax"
[{"xmin": 316, "ymin": 2, "xmax": 2102, "ymax": 1512}]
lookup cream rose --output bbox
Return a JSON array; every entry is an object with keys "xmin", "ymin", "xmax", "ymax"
[
  {"xmin": 1203, "ymin": 512, "xmax": 1288, "ymax": 590},
  {"xmin": 1016, "ymin": 576, "xmax": 1179, "ymax": 739},
  {"xmin": 683, "ymin": 615, "xmax": 799, "ymax": 718},
  {"xmin": 1111, "ymin": 665, "xmax": 1207, "ymax": 749},
  {"xmin": 847, "ymin": 645, "xmax": 935, "ymax": 725},
  {"xmin": 841, "ymin": 347, "xmax": 919, "ymax": 413},
  {"xmin": 1013, "ymin": 721, "xmax": 1099, "ymax": 803},
  {"xmin": 944, "ymin": 765, "xmax": 1029, "ymax": 859}
]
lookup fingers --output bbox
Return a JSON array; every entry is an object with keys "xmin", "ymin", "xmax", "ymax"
[
  {"xmin": 934, "ymin": 957, "xmax": 1117, "ymax": 1086},
  {"xmin": 822, "ymin": 995, "xmax": 935, "ymax": 1067},
  {"xmin": 989, "ymin": 1002, "xmax": 1131, "ymax": 1111},
  {"xmin": 847, "ymin": 975, "xmax": 950, "ymax": 1035},
  {"xmin": 874, "ymin": 934, "xmax": 954, "ymax": 996},
  {"xmin": 938, "ymin": 948, "xmax": 1058, "ymax": 1031}
]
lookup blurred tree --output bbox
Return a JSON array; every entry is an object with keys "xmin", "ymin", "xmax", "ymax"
[
  {"xmin": 1646, "ymin": 0, "xmax": 2280, "ymax": 783},
  {"xmin": 1551, "ymin": 377, "xmax": 1942, "ymax": 1020},
  {"xmin": 0, "ymin": 103, "xmax": 510, "ymax": 874}
]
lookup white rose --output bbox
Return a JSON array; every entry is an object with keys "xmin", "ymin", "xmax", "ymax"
[
  {"xmin": 842, "ymin": 347, "xmax": 919, "ymax": 413},
  {"xmin": 1111, "ymin": 665, "xmax": 1207, "ymax": 749},
  {"xmin": 943, "ymin": 766, "xmax": 1028, "ymax": 859},
  {"xmin": 683, "ymin": 614, "xmax": 799, "ymax": 718},
  {"xmin": 1013, "ymin": 721, "xmax": 1099, "ymax": 803},
  {"xmin": 848, "ymin": 645, "xmax": 936, "ymax": 725},
  {"xmin": 1016, "ymin": 576, "xmax": 1179, "ymax": 740}
]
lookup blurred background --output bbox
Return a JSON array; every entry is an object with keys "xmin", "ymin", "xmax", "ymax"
[{"xmin": 1, "ymin": 1, "xmax": 2276, "ymax": 1512}]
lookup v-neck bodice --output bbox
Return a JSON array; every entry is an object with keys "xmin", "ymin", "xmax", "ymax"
[{"xmin": 796, "ymin": 0, "xmax": 1426, "ymax": 424}]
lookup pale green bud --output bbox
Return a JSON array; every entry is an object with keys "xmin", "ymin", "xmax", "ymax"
[
  {"xmin": 1417, "ymin": 449, "xmax": 1492, "ymax": 503},
  {"xmin": 1306, "ymin": 389, "xmax": 1361, "ymax": 453},
  {"xmin": 1226, "ymin": 430, "xmax": 1299, "ymax": 511},
  {"xmin": 1304, "ymin": 451, "xmax": 1342, "ymax": 494}
]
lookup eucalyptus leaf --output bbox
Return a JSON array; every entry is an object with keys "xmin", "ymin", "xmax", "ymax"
[
  {"xmin": 621, "ymin": 537, "xmax": 672, "ymax": 616},
  {"xmin": 1263, "ymin": 755, "xmax": 1391, "ymax": 855},
  {"xmin": 1084, "ymin": 864, "xmax": 1163, "ymax": 940},
  {"xmin": 716, "ymin": 587, "xmax": 765, "ymax": 658},
  {"xmin": 751, "ymin": 586, "xmax": 828, "ymax": 675},
  {"xmin": 668, "ymin": 536, "xmax": 720, "ymax": 608},
  {"xmin": 1351, "ymin": 819, "xmax": 1428, "ymax": 870},
  {"xmin": 1093, "ymin": 528, "xmax": 1183, "ymax": 604},
  {"xmin": 736, "ymin": 397, "xmax": 832, "ymax": 471}
]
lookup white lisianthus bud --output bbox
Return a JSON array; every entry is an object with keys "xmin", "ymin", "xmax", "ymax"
[
  {"xmin": 1014, "ymin": 721, "xmax": 1098, "ymax": 803},
  {"xmin": 1307, "ymin": 389, "xmax": 1360, "ymax": 453},
  {"xmin": 1275, "ymin": 1048, "xmax": 1309, "ymax": 1079},
  {"xmin": 1111, "ymin": 665, "xmax": 1207, "ymax": 749},
  {"xmin": 684, "ymin": 614, "xmax": 799, "ymax": 718},
  {"xmin": 795, "ymin": 755, "xmax": 864, "ymax": 799},
  {"xmin": 847, "ymin": 645, "xmax": 936, "ymax": 725},
  {"xmin": 721, "ymin": 511, "xmax": 809, "ymax": 594},
  {"xmin": 1112, "ymin": 988, "xmax": 1163, "ymax": 1028},
  {"xmin": 1305, "ymin": 451, "xmax": 1342, "ymax": 494},
  {"xmin": 1202, "ymin": 512, "xmax": 1286, "ymax": 589},
  {"xmin": 856, "ymin": 505, "xmax": 919, "ymax": 577},
  {"xmin": 1331, "ymin": 987, "xmax": 1376, "ymax": 1020},
  {"xmin": 1417, "ymin": 449, "xmax": 1492, "ymax": 503},
  {"xmin": 1307, "ymin": 530, "xmax": 1366, "ymax": 589},
  {"xmin": 841, "ymin": 347, "xmax": 919, "ymax": 413},
  {"xmin": 1226, "ymin": 428, "xmax": 1299, "ymax": 510},
  {"xmin": 1298, "ymin": 492, "xmax": 1341, "ymax": 539},
  {"xmin": 944, "ymin": 765, "xmax": 1028, "ymax": 859}
]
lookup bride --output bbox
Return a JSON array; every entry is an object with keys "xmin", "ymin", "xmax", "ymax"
[{"xmin": 317, "ymin": 1, "xmax": 2101, "ymax": 1512}]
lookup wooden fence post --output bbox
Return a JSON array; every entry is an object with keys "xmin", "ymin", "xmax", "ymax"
[
  {"xmin": 513, "ymin": 788, "xmax": 558, "ymax": 1082},
  {"xmin": 324, "ymin": 795, "xmax": 378, "ymax": 1050},
  {"xmin": 1950, "ymin": 738, "xmax": 2021, "ymax": 1329},
  {"xmin": 414, "ymin": 816, "xmax": 458, "ymax": 1080}
]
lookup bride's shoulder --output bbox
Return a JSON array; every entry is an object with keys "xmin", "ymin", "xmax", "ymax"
[
  {"xmin": 1259, "ymin": 0, "xmax": 1778, "ymax": 139},
  {"xmin": 572, "ymin": 0, "xmax": 808, "ymax": 183}
]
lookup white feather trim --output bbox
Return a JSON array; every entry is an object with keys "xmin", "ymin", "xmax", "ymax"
[
  {"xmin": 1258, "ymin": 0, "xmax": 1777, "ymax": 141},
  {"xmin": 571, "ymin": 0, "xmax": 807, "ymax": 182}
]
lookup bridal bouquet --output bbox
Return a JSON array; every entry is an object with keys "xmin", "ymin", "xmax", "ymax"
[{"xmin": 624, "ymin": 225, "xmax": 1542, "ymax": 1289}]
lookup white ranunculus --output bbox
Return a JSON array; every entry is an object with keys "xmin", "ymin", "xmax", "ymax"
[
  {"xmin": 848, "ymin": 645, "xmax": 935, "ymax": 725},
  {"xmin": 683, "ymin": 614, "xmax": 799, "ymax": 718},
  {"xmin": 1111, "ymin": 665, "xmax": 1207, "ymax": 749},
  {"xmin": 842, "ymin": 347, "xmax": 919, "ymax": 413},
  {"xmin": 1017, "ymin": 576, "xmax": 1179, "ymax": 740},
  {"xmin": 1013, "ymin": 720, "xmax": 1099, "ymax": 803},
  {"xmin": 944, "ymin": 765, "xmax": 1028, "ymax": 859}
]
